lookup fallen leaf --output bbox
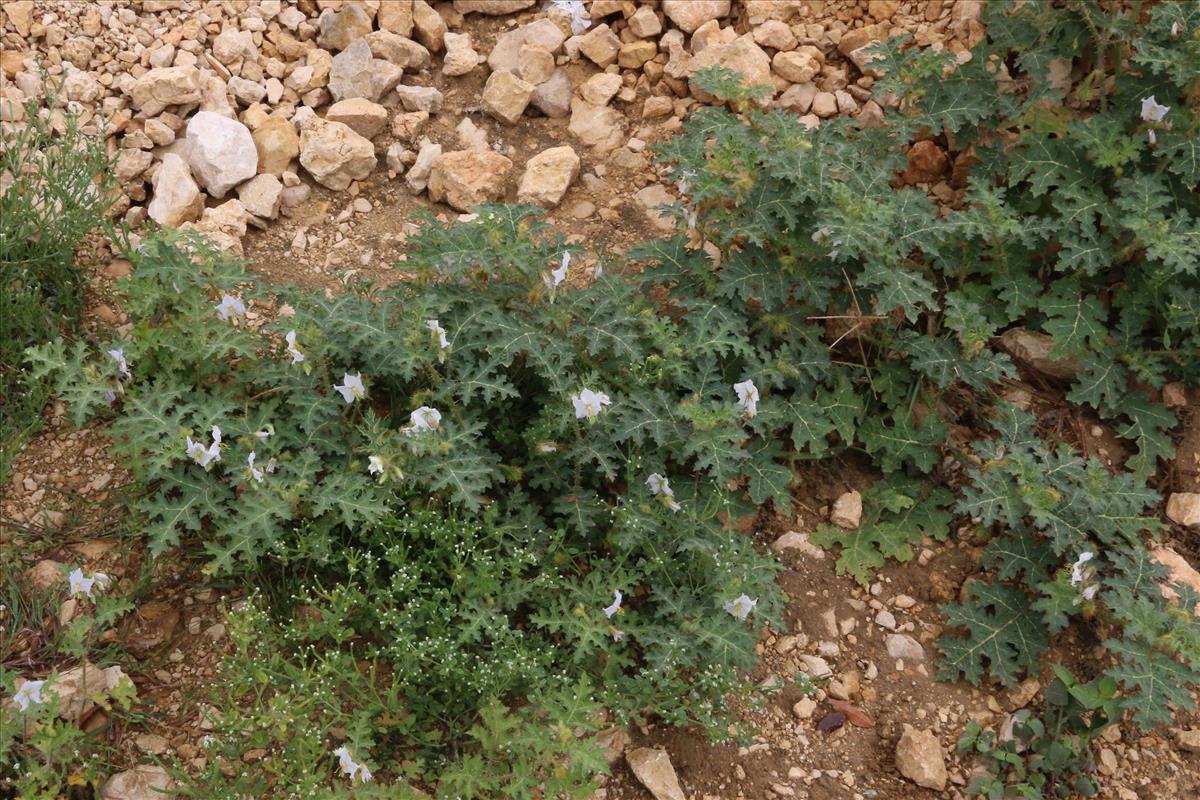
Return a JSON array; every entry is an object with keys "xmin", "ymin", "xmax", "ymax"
[
  {"xmin": 830, "ymin": 699, "xmax": 874, "ymax": 728},
  {"xmin": 817, "ymin": 711, "xmax": 846, "ymax": 732}
]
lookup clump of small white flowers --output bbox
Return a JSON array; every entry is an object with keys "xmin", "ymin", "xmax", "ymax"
[
  {"xmin": 406, "ymin": 406, "xmax": 442, "ymax": 435},
  {"xmin": 426, "ymin": 319, "xmax": 450, "ymax": 350},
  {"xmin": 645, "ymin": 473, "xmax": 681, "ymax": 512},
  {"xmin": 333, "ymin": 747, "xmax": 372, "ymax": 784},
  {"xmin": 368, "ymin": 455, "xmax": 385, "ymax": 475},
  {"xmin": 186, "ymin": 425, "xmax": 222, "ymax": 467},
  {"xmin": 108, "ymin": 348, "xmax": 131, "ymax": 379},
  {"xmin": 544, "ymin": 251, "xmax": 570, "ymax": 288},
  {"xmin": 214, "ymin": 294, "xmax": 247, "ymax": 321},
  {"xmin": 724, "ymin": 594, "xmax": 757, "ymax": 621},
  {"xmin": 603, "ymin": 590, "xmax": 623, "ymax": 619},
  {"xmin": 247, "ymin": 452, "xmax": 264, "ymax": 483},
  {"xmin": 284, "ymin": 330, "xmax": 305, "ymax": 364},
  {"xmin": 334, "ymin": 373, "xmax": 366, "ymax": 404},
  {"xmin": 12, "ymin": 679, "xmax": 45, "ymax": 712},
  {"xmin": 734, "ymin": 379, "xmax": 759, "ymax": 418},
  {"xmin": 572, "ymin": 388, "xmax": 611, "ymax": 420},
  {"xmin": 69, "ymin": 567, "xmax": 110, "ymax": 599}
]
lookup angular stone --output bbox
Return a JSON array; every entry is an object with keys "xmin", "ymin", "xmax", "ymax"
[
  {"xmin": 212, "ymin": 29, "xmax": 257, "ymax": 66},
  {"xmin": 579, "ymin": 23, "xmax": 621, "ymax": 68},
  {"xmin": 51, "ymin": 662, "xmax": 132, "ymax": 722},
  {"xmin": 886, "ymin": 633, "xmax": 925, "ymax": 662},
  {"xmin": 366, "ymin": 30, "xmax": 431, "ymax": 70},
  {"xmin": 517, "ymin": 146, "xmax": 580, "ymax": 208},
  {"xmin": 1166, "ymin": 493, "xmax": 1200, "ymax": 528},
  {"xmin": 428, "ymin": 150, "xmax": 513, "ymax": 211},
  {"xmin": 1176, "ymin": 728, "xmax": 1200, "ymax": 754},
  {"xmin": 378, "ymin": 0, "xmax": 415, "ymax": 37},
  {"xmin": 127, "ymin": 66, "xmax": 202, "ymax": 116},
  {"xmin": 568, "ymin": 98, "xmax": 624, "ymax": 152},
  {"xmin": 454, "ymin": 0, "xmax": 536, "ymax": 14},
  {"xmin": 895, "ymin": 727, "xmax": 948, "ymax": 791},
  {"xmin": 299, "ymin": 119, "xmax": 376, "ymax": 191},
  {"xmin": 187, "ymin": 111, "xmax": 257, "ymax": 199},
  {"xmin": 228, "ymin": 76, "xmax": 266, "ymax": 106},
  {"xmin": 902, "ymin": 139, "xmax": 950, "ymax": 183},
  {"xmin": 754, "ymin": 20, "xmax": 797, "ymax": 50},
  {"xmin": 442, "ymin": 32, "xmax": 480, "ymax": 76},
  {"xmin": 490, "ymin": 19, "xmax": 567, "ymax": 73},
  {"xmin": 517, "ymin": 44, "xmax": 555, "ymax": 85},
  {"xmin": 773, "ymin": 49, "xmax": 821, "ymax": 83},
  {"xmin": 252, "ymin": 116, "xmax": 299, "ymax": 175},
  {"xmin": 237, "ymin": 174, "xmax": 283, "ymax": 219},
  {"xmin": 148, "ymin": 153, "xmax": 204, "ymax": 227},
  {"xmin": 830, "ymin": 490, "xmax": 862, "ymax": 529},
  {"xmin": 101, "ymin": 765, "xmax": 177, "ymax": 800},
  {"xmin": 687, "ymin": 34, "xmax": 772, "ymax": 99},
  {"xmin": 580, "ymin": 73, "xmax": 622, "ymax": 106},
  {"xmin": 328, "ymin": 39, "xmax": 377, "ymax": 102},
  {"xmin": 116, "ymin": 148, "xmax": 153, "ymax": 181},
  {"xmin": 482, "ymin": 70, "xmax": 534, "ymax": 125},
  {"xmin": 628, "ymin": 5, "xmax": 663, "ymax": 38},
  {"xmin": 619, "ymin": 40, "xmax": 659, "ymax": 69},
  {"xmin": 626, "ymin": 748, "xmax": 686, "ymax": 800},
  {"xmin": 326, "ymin": 98, "xmax": 389, "ymax": 139},
  {"xmin": 531, "ymin": 69, "xmax": 573, "ymax": 118},
  {"xmin": 395, "ymin": 83, "xmax": 444, "ymax": 113},
  {"xmin": 317, "ymin": 3, "xmax": 373, "ymax": 51},
  {"xmin": 997, "ymin": 328, "xmax": 1080, "ymax": 381},
  {"xmin": 412, "ymin": 0, "xmax": 448, "ymax": 52},
  {"xmin": 633, "ymin": 183, "xmax": 676, "ymax": 231},
  {"xmin": 405, "ymin": 139, "xmax": 442, "ymax": 193},
  {"xmin": 1152, "ymin": 546, "xmax": 1200, "ymax": 611},
  {"xmin": 392, "ymin": 110, "xmax": 430, "ymax": 142},
  {"xmin": 663, "ymin": 0, "xmax": 731, "ymax": 34}
]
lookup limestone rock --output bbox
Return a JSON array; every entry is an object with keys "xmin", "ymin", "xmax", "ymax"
[
  {"xmin": 52, "ymin": 662, "xmax": 132, "ymax": 722},
  {"xmin": 413, "ymin": 0, "xmax": 448, "ymax": 52},
  {"xmin": 489, "ymin": 20, "xmax": 566, "ymax": 72},
  {"xmin": 27, "ymin": 559, "xmax": 64, "ymax": 591},
  {"xmin": 580, "ymin": 73, "xmax": 622, "ymax": 106},
  {"xmin": 395, "ymin": 83, "xmax": 444, "ymax": 113},
  {"xmin": 116, "ymin": 148, "xmax": 153, "ymax": 181},
  {"xmin": 185, "ymin": 200, "xmax": 250, "ymax": 254},
  {"xmin": 326, "ymin": 98, "xmax": 389, "ymax": 139},
  {"xmin": 619, "ymin": 40, "xmax": 659, "ymax": 69},
  {"xmin": 633, "ymin": 183, "xmax": 676, "ymax": 231},
  {"xmin": 625, "ymin": 748, "xmax": 686, "ymax": 800},
  {"xmin": 687, "ymin": 35, "xmax": 772, "ymax": 100},
  {"xmin": 773, "ymin": 48, "xmax": 822, "ymax": 84},
  {"xmin": 531, "ymin": 69, "xmax": 573, "ymax": 118},
  {"xmin": 187, "ymin": 111, "xmax": 257, "ymax": 199},
  {"xmin": 212, "ymin": 29, "xmax": 256, "ymax": 66},
  {"xmin": 579, "ymin": 23, "xmax": 621, "ymax": 68},
  {"xmin": 366, "ymin": 30, "xmax": 431, "ymax": 70},
  {"xmin": 148, "ymin": 153, "xmax": 204, "ymax": 227},
  {"xmin": 428, "ymin": 150, "xmax": 513, "ymax": 211},
  {"xmin": 754, "ymin": 20, "xmax": 797, "ymax": 50},
  {"xmin": 517, "ymin": 45, "xmax": 555, "ymax": 85},
  {"xmin": 886, "ymin": 633, "xmax": 925, "ymax": 662},
  {"xmin": 830, "ymin": 490, "xmax": 862, "ymax": 529},
  {"xmin": 482, "ymin": 70, "xmax": 534, "ymax": 125},
  {"xmin": 443, "ymin": 32, "xmax": 480, "ymax": 76},
  {"xmin": 237, "ymin": 174, "xmax": 283, "ymax": 219},
  {"xmin": 405, "ymin": 139, "xmax": 442, "ymax": 193},
  {"xmin": 517, "ymin": 146, "xmax": 580, "ymax": 208},
  {"xmin": 895, "ymin": 727, "xmax": 948, "ymax": 791},
  {"xmin": 252, "ymin": 116, "xmax": 299, "ymax": 175},
  {"xmin": 127, "ymin": 66, "xmax": 202, "ymax": 116},
  {"xmin": 771, "ymin": 531, "xmax": 825, "ymax": 559},
  {"xmin": 299, "ymin": 119, "xmax": 377, "ymax": 191},
  {"xmin": 378, "ymin": 0, "xmax": 415, "ymax": 37},
  {"xmin": 663, "ymin": 0, "xmax": 731, "ymax": 34},
  {"xmin": 1151, "ymin": 546, "xmax": 1200, "ymax": 611},
  {"xmin": 568, "ymin": 98, "xmax": 625, "ymax": 152},
  {"xmin": 328, "ymin": 39, "xmax": 377, "ymax": 102},
  {"xmin": 101, "ymin": 765, "xmax": 177, "ymax": 800},
  {"xmin": 317, "ymin": 3, "xmax": 373, "ymax": 51},
  {"xmin": 454, "ymin": 0, "xmax": 536, "ymax": 14},
  {"xmin": 997, "ymin": 328, "xmax": 1080, "ymax": 381},
  {"xmin": 1176, "ymin": 728, "xmax": 1200, "ymax": 754},
  {"xmin": 628, "ymin": 5, "xmax": 663, "ymax": 38},
  {"xmin": 1166, "ymin": 493, "xmax": 1200, "ymax": 528},
  {"xmin": 456, "ymin": 117, "xmax": 489, "ymax": 150}
]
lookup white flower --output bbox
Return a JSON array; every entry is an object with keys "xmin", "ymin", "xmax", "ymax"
[
  {"xmin": 537, "ymin": 441, "xmax": 559, "ymax": 454},
  {"xmin": 333, "ymin": 747, "xmax": 372, "ymax": 784},
  {"xmin": 572, "ymin": 388, "xmax": 611, "ymax": 419},
  {"xmin": 666, "ymin": 498, "xmax": 682, "ymax": 513},
  {"xmin": 368, "ymin": 455, "xmax": 384, "ymax": 475},
  {"xmin": 646, "ymin": 473, "xmax": 673, "ymax": 498},
  {"xmin": 723, "ymin": 594, "xmax": 757, "ymax": 621},
  {"xmin": 407, "ymin": 406, "xmax": 442, "ymax": 435},
  {"xmin": 1070, "ymin": 551, "xmax": 1094, "ymax": 586},
  {"xmin": 284, "ymin": 330, "xmax": 305, "ymax": 364},
  {"xmin": 734, "ymin": 379, "xmax": 759, "ymax": 418},
  {"xmin": 68, "ymin": 568, "xmax": 109, "ymax": 599},
  {"xmin": 1172, "ymin": 21, "xmax": 1182, "ymax": 36},
  {"xmin": 1082, "ymin": 585, "xmax": 1099, "ymax": 601},
  {"xmin": 426, "ymin": 319, "xmax": 450, "ymax": 349},
  {"xmin": 1140, "ymin": 95, "xmax": 1170, "ymax": 122},
  {"xmin": 108, "ymin": 349, "xmax": 131, "ymax": 379},
  {"xmin": 603, "ymin": 590, "xmax": 622, "ymax": 619},
  {"xmin": 12, "ymin": 679, "xmax": 45, "ymax": 712},
  {"xmin": 186, "ymin": 425, "xmax": 222, "ymax": 467},
  {"xmin": 247, "ymin": 452, "xmax": 264, "ymax": 483},
  {"xmin": 334, "ymin": 373, "xmax": 366, "ymax": 404},
  {"xmin": 215, "ymin": 294, "xmax": 247, "ymax": 321},
  {"xmin": 544, "ymin": 251, "xmax": 570, "ymax": 288},
  {"xmin": 612, "ymin": 629, "xmax": 625, "ymax": 642}
]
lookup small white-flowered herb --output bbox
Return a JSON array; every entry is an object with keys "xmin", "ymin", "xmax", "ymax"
[
  {"xmin": 723, "ymin": 594, "xmax": 757, "ymax": 621},
  {"xmin": 426, "ymin": 319, "xmax": 450, "ymax": 349},
  {"xmin": 284, "ymin": 330, "xmax": 305, "ymax": 364},
  {"xmin": 734, "ymin": 379, "xmax": 759, "ymax": 418},
  {"xmin": 572, "ymin": 388, "xmax": 611, "ymax": 419},
  {"xmin": 603, "ymin": 590, "xmax": 623, "ymax": 619},
  {"xmin": 334, "ymin": 373, "xmax": 366, "ymax": 404},
  {"xmin": 215, "ymin": 294, "xmax": 247, "ymax": 321},
  {"xmin": 69, "ymin": 567, "xmax": 110, "ymax": 599},
  {"xmin": 12, "ymin": 679, "xmax": 45, "ymax": 712}
]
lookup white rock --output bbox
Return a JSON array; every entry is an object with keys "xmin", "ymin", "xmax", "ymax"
[
  {"xmin": 568, "ymin": 98, "xmax": 625, "ymax": 152},
  {"xmin": 830, "ymin": 490, "xmax": 862, "ymax": 529},
  {"xmin": 482, "ymin": 70, "xmax": 534, "ymax": 125},
  {"xmin": 531, "ymin": 69, "xmax": 573, "ymax": 118},
  {"xmin": 148, "ymin": 153, "xmax": 204, "ymax": 227},
  {"xmin": 127, "ymin": 66, "xmax": 202, "ymax": 116},
  {"xmin": 101, "ymin": 765, "xmax": 177, "ymax": 800},
  {"xmin": 326, "ymin": 97, "xmax": 389, "ymax": 139},
  {"xmin": 405, "ymin": 139, "xmax": 442, "ymax": 193},
  {"xmin": 580, "ymin": 72, "xmax": 622, "ymax": 106},
  {"xmin": 625, "ymin": 748, "xmax": 687, "ymax": 800},
  {"xmin": 212, "ymin": 29, "xmax": 256, "ymax": 66},
  {"xmin": 885, "ymin": 633, "xmax": 925, "ymax": 662},
  {"xmin": 237, "ymin": 174, "xmax": 282, "ymax": 219},
  {"xmin": 771, "ymin": 531, "xmax": 825, "ymax": 559},
  {"xmin": 186, "ymin": 111, "xmax": 257, "ymax": 199},
  {"xmin": 1166, "ymin": 493, "xmax": 1200, "ymax": 528},
  {"xmin": 895, "ymin": 727, "xmax": 948, "ymax": 791},
  {"xmin": 328, "ymin": 38, "xmax": 377, "ymax": 102},
  {"xmin": 517, "ymin": 146, "xmax": 580, "ymax": 208},
  {"xmin": 662, "ymin": 0, "xmax": 731, "ymax": 34},
  {"xmin": 428, "ymin": 149, "xmax": 513, "ymax": 211},
  {"xmin": 442, "ymin": 32, "xmax": 480, "ymax": 76},
  {"xmin": 298, "ymin": 119, "xmax": 376, "ymax": 191},
  {"xmin": 395, "ymin": 83, "xmax": 444, "ymax": 113},
  {"xmin": 875, "ymin": 610, "xmax": 897, "ymax": 630},
  {"xmin": 366, "ymin": 30, "xmax": 431, "ymax": 70}
]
